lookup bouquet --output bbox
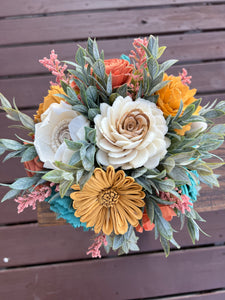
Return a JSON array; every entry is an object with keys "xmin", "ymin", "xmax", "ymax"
[{"xmin": 1, "ymin": 36, "xmax": 225, "ymax": 258}]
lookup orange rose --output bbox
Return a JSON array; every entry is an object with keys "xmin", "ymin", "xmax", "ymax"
[
  {"xmin": 104, "ymin": 59, "xmax": 133, "ymax": 89},
  {"xmin": 156, "ymin": 73, "xmax": 201, "ymax": 135},
  {"xmin": 136, "ymin": 204, "xmax": 176, "ymax": 233},
  {"xmin": 24, "ymin": 156, "xmax": 44, "ymax": 177},
  {"xmin": 34, "ymin": 85, "xmax": 66, "ymax": 122}
]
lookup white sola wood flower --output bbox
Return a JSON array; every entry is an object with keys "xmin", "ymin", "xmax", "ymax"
[
  {"xmin": 34, "ymin": 101, "xmax": 89, "ymax": 169},
  {"xmin": 94, "ymin": 96, "xmax": 169, "ymax": 170}
]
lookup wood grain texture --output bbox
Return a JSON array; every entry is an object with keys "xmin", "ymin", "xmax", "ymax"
[
  {"xmin": 0, "ymin": 187, "xmax": 37, "ymax": 225},
  {"xmin": 1, "ymin": 245, "xmax": 225, "ymax": 299},
  {"xmin": 1, "ymin": 209, "xmax": 225, "ymax": 268},
  {"xmin": 1, "ymin": 5, "xmax": 225, "ymax": 46},
  {"xmin": 2, "ymin": 31, "xmax": 225, "ymax": 77},
  {"xmin": 1, "ymin": 0, "xmax": 224, "ymax": 17},
  {"xmin": 37, "ymin": 201, "xmax": 66, "ymax": 226}
]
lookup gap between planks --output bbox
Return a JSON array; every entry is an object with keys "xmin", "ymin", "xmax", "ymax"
[{"xmin": 1, "ymin": 0, "xmax": 225, "ymax": 19}]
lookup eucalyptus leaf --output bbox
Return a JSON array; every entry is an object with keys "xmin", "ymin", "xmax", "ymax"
[
  {"xmin": 145, "ymin": 197, "xmax": 154, "ymax": 223},
  {"xmin": 93, "ymin": 39, "xmax": 100, "ymax": 60},
  {"xmin": 93, "ymin": 59, "xmax": 106, "ymax": 81},
  {"xmin": 147, "ymin": 57, "xmax": 159, "ymax": 80},
  {"xmin": 69, "ymin": 151, "xmax": 81, "ymax": 166},
  {"xmin": 162, "ymin": 157, "xmax": 175, "ymax": 173},
  {"xmin": 131, "ymin": 167, "xmax": 147, "ymax": 178},
  {"xmin": 54, "ymin": 161, "xmax": 79, "ymax": 172},
  {"xmin": 88, "ymin": 107, "xmax": 100, "ymax": 121},
  {"xmin": 42, "ymin": 170, "xmax": 64, "ymax": 183},
  {"xmin": 11, "ymin": 176, "xmax": 40, "ymax": 190},
  {"xmin": 3, "ymin": 150, "xmax": 24, "ymax": 162},
  {"xmin": 72, "ymin": 104, "xmax": 88, "ymax": 115},
  {"xmin": 149, "ymin": 80, "xmax": 169, "ymax": 95},
  {"xmin": 86, "ymin": 86, "xmax": 98, "ymax": 105},
  {"xmin": 0, "ymin": 139, "xmax": 24, "ymax": 151},
  {"xmin": 18, "ymin": 111, "xmax": 35, "ymax": 131},
  {"xmin": 0, "ymin": 144, "xmax": 5, "ymax": 155},
  {"xmin": 0, "ymin": 93, "xmax": 12, "ymax": 108},
  {"xmin": 75, "ymin": 47, "xmax": 85, "ymax": 68},
  {"xmin": 116, "ymin": 83, "xmax": 127, "ymax": 97},
  {"xmin": 59, "ymin": 179, "xmax": 74, "ymax": 198},
  {"xmin": 21, "ymin": 146, "xmax": 37, "ymax": 162},
  {"xmin": 187, "ymin": 218, "xmax": 199, "ymax": 244},
  {"xmin": 159, "ymin": 59, "xmax": 178, "ymax": 74},
  {"xmin": 112, "ymin": 235, "xmax": 124, "ymax": 250},
  {"xmin": 160, "ymin": 235, "xmax": 170, "ymax": 257},
  {"xmin": 106, "ymin": 72, "xmax": 112, "ymax": 95},
  {"xmin": 202, "ymin": 109, "xmax": 224, "ymax": 119},
  {"xmin": 1, "ymin": 188, "xmax": 20, "ymax": 202},
  {"xmin": 65, "ymin": 140, "xmax": 83, "ymax": 151}
]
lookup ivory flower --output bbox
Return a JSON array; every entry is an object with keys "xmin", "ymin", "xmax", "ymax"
[
  {"xmin": 34, "ymin": 101, "xmax": 89, "ymax": 169},
  {"xmin": 94, "ymin": 96, "xmax": 169, "ymax": 170},
  {"xmin": 188, "ymin": 121, "xmax": 207, "ymax": 133}
]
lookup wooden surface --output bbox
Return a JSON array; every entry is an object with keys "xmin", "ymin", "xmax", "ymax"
[{"xmin": 1, "ymin": 1, "xmax": 225, "ymax": 299}]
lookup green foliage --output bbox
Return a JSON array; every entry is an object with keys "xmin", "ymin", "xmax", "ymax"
[
  {"xmin": 0, "ymin": 173, "xmax": 44, "ymax": 203},
  {"xmin": 0, "ymin": 94, "xmax": 35, "ymax": 132},
  {"xmin": 136, "ymin": 35, "xmax": 178, "ymax": 100},
  {"xmin": 104, "ymin": 225, "xmax": 139, "ymax": 255}
]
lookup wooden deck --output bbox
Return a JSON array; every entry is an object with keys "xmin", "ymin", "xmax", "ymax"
[{"xmin": 1, "ymin": 1, "xmax": 225, "ymax": 299}]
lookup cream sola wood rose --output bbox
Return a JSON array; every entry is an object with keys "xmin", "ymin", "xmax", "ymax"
[
  {"xmin": 34, "ymin": 101, "xmax": 89, "ymax": 169},
  {"xmin": 94, "ymin": 96, "xmax": 170, "ymax": 170}
]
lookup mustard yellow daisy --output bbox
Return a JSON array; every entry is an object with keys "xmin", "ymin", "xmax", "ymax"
[{"xmin": 71, "ymin": 166, "xmax": 145, "ymax": 235}]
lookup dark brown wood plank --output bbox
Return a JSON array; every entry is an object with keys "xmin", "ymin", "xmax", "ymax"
[
  {"xmin": 2, "ymin": 31, "xmax": 225, "ymax": 77},
  {"xmin": 1, "ymin": 209, "xmax": 225, "ymax": 268},
  {"xmin": 0, "ymin": 187, "xmax": 37, "ymax": 225},
  {"xmin": 0, "ymin": 223, "xmax": 93, "ymax": 268},
  {"xmin": 1, "ymin": 0, "xmax": 224, "ymax": 17},
  {"xmin": 1, "ymin": 62, "xmax": 225, "ymax": 110},
  {"xmin": 1, "ymin": 246, "xmax": 225, "ymax": 299},
  {"xmin": 171, "ymin": 62, "xmax": 225, "ymax": 94},
  {"xmin": 1, "ymin": 5, "xmax": 225, "ymax": 46},
  {"xmin": 162, "ymin": 290, "xmax": 225, "ymax": 300},
  {"xmin": 37, "ymin": 201, "xmax": 66, "ymax": 226}
]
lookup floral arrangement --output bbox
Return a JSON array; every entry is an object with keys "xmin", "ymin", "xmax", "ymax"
[{"xmin": 1, "ymin": 36, "xmax": 225, "ymax": 258}]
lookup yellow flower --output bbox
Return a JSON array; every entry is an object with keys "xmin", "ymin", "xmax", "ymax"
[
  {"xmin": 34, "ymin": 85, "xmax": 66, "ymax": 122},
  {"xmin": 156, "ymin": 73, "xmax": 200, "ymax": 135},
  {"xmin": 71, "ymin": 166, "xmax": 145, "ymax": 235}
]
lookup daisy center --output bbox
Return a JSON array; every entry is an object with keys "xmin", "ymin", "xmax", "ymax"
[
  {"xmin": 51, "ymin": 119, "xmax": 71, "ymax": 152},
  {"xmin": 98, "ymin": 188, "xmax": 119, "ymax": 208}
]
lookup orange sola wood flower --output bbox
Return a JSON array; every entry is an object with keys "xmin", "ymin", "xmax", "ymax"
[
  {"xmin": 71, "ymin": 166, "xmax": 145, "ymax": 235},
  {"xmin": 136, "ymin": 205, "xmax": 176, "ymax": 233},
  {"xmin": 156, "ymin": 73, "xmax": 201, "ymax": 135},
  {"xmin": 34, "ymin": 85, "xmax": 66, "ymax": 122}
]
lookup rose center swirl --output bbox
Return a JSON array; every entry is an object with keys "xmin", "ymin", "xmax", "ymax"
[
  {"xmin": 98, "ymin": 188, "xmax": 119, "ymax": 208},
  {"xmin": 51, "ymin": 119, "xmax": 71, "ymax": 152},
  {"xmin": 118, "ymin": 109, "xmax": 150, "ymax": 138}
]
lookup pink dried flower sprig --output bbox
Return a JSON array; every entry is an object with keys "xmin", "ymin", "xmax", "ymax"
[
  {"xmin": 179, "ymin": 68, "xmax": 192, "ymax": 86},
  {"xmin": 39, "ymin": 50, "xmax": 68, "ymax": 86},
  {"xmin": 160, "ymin": 189, "xmax": 193, "ymax": 214},
  {"xmin": 15, "ymin": 185, "xmax": 52, "ymax": 214},
  {"xmin": 86, "ymin": 233, "xmax": 108, "ymax": 258},
  {"xmin": 129, "ymin": 38, "xmax": 149, "ymax": 97}
]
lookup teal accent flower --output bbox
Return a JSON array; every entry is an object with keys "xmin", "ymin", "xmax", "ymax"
[
  {"xmin": 181, "ymin": 170, "xmax": 199, "ymax": 203},
  {"xmin": 45, "ymin": 191, "xmax": 88, "ymax": 230},
  {"xmin": 120, "ymin": 54, "xmax": 131, "ymax": 63}
]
